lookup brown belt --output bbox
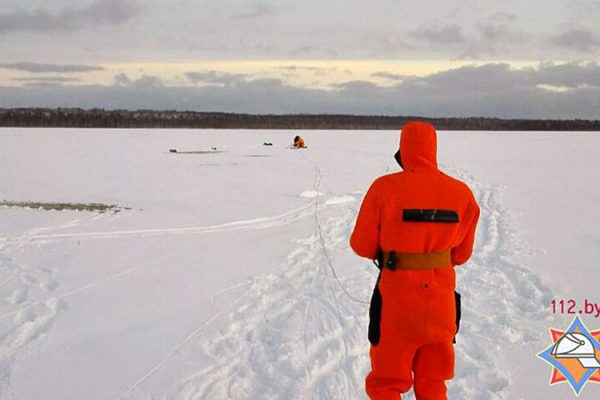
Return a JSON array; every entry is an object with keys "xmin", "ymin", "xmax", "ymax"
[{"xmin": 381, "ymin": 250, "xmax": 452, "ymax": 270}]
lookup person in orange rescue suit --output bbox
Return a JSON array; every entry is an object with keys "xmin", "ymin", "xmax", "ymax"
[
  {"xmin": 350, "ymin": 121, "xmax": 480, "ymax": 400},
  {"xmin": 293, "ymin": 135, "xmax": 307, "ymax": 148}
]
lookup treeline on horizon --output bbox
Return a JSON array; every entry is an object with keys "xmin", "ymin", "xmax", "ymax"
[{"xmin": 1, "ymin": 108, "xmax": 600, "ymax": 131}]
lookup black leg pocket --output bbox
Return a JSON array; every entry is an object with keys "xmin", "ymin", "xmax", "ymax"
[
  {"xmin": 368, "ymin": 273, "xmax": 383, "ymax": 346},
  {"xmin": 453, "ymin": 290, "xmax": 461, "ymax": 344}
]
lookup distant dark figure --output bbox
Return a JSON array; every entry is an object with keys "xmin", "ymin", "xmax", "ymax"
[{"xmin": 293, "ymin": 135, "xmax": 307, "ymax": 148}]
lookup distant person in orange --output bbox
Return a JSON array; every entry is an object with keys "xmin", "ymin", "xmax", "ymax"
[
  {"xmin": 350, "ymin": 121, "xmax": 480, "ymax": 400},
  {"xmin": 293, "ymin": 135, "xmax": 307, "ymax": 148}
]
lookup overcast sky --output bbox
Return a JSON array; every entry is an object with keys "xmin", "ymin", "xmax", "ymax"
[{"xmin": 1, "ymin": 0, "xmax": 600, "ymax": 118}]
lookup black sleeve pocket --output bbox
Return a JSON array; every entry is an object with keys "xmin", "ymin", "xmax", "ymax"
[
  {"xmin": 368, "ymin": 273, "xmax": 383, "ymax": 346},
  {"xmin": 453, "ymin": 290, "xmax": 461, "ymax": 344}
]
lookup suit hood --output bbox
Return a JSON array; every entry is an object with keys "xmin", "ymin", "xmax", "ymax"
[{"xmin": 399, "ymin": 121, "xmax": 438, "ymax": 171}]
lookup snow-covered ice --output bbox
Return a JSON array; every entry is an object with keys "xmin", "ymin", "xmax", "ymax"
[{"xmin": 0, "ymin": 128, "xmax": 599, "ymax": 399}]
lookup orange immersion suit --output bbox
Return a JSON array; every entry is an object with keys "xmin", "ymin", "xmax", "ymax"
[
  {"xmin": 293, "ymin": 135, "xmax": 307, "ymax": 148},
  {"xmin": 350, "ymin": 121, "xmax": 480, "ymax": 400}
]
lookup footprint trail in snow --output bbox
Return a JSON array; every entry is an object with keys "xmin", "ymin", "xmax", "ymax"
[
  {"xmin": 167, "ymin": 194, "xmax": 372, "ymax": 400},
  {"xmin": 164, "ymin": 166, "xmax": 554, "ymax": 400}
]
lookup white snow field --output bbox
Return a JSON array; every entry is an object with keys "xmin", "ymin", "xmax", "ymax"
[{"xmin": 1, "ymin": 128, "xmax": 599, "ymax": 400}]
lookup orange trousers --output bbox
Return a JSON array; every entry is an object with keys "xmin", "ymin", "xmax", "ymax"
[{"xmin": 366, "ymin": 267, "xmax": 458, "ymax": 400}]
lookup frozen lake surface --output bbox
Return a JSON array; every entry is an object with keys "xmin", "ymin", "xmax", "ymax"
[{"xmin": 1, "ymin": 128, "xmax": 599, "ymax": 399}]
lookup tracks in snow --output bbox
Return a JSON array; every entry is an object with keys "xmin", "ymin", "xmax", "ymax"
[
  {"xmin": 444, "ymin": 167, "xmax": 553, "ymax": 400},
  {"xmin": 0, "ymin": 252, "xmax": 63, "ymax": 398},
  {"xmin": 0, "ymin": 215, "xmax": 167, "ymax": 398},
  {"xmin": 162, "ymin": 193, "xmax": 373, "ymax": 400},
  {"xmin": 0, "ymin": 203, "xmax": 319, "ymax": 245},
  {"xmin": 158, "ymin": 167, "xmax": 554, "ymax": 400},
  {"xmin": 0, "ymin": 217, "xmax": 83, "ymax": 396},
  {"xmin": 0, "ymin": 163, "xmax": 555, "ymax": 400}
]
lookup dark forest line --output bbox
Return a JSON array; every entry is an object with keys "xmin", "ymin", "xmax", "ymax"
[{"xmin": 1, "ymin": 108, "xmax": 600, "ymax": 131}]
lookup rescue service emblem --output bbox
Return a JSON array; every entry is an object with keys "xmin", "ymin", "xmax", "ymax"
[{"xmin": 537, "ymin": 316, "xmax": 600, "ymax": 396}]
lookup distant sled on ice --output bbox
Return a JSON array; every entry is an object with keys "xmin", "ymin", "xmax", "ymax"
[{"xmin": 169, "ymin": 147, "xmax": 224, "ymax": 154}]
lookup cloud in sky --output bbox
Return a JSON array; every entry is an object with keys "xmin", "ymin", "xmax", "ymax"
[
  {"xmin": 1, "ymin": 0, "xmax": 598, "ymax": 62},
  {"xmin": 411, "ymin": 25, "xmax": 465, "ymax": 45},
  {"xmin": 1, "ymin": 2, "xmax": 597, "ymax": 119},
  {"xmin": 553, "ymin": 29, "xmax": 600, "ymax": 52},
  {"xmin": 185, "ymin": 71, "xmax": 249, "ymax": 86},
  {"xmin": 455, "ymin": 19, "xmax": 528, "ymax": 59},
  {"xmin": 2, "ymin": 62, "xmax": 600, "ymax": 119},
  {"xmin": 12, "ymin": 76, "xmax": 81, "ymax": 83},
  {"xmin": 477, "ymin": 22, "xmax": 522, "ymax": 44},
  {"xmin": 401, "ymin": 13, "xmax": 533, "ymax": 59},
  {"xmin": 113, "ymin": 74, "xmax": 164, "ymax": 88},
  {"xmin": 0, "ymin": 0, "xmax": 140, "ymax": 33},
  {"xmin": 533, "ymin": 61, "xmax": 600, "ymax": 88},
  {"xmin": 278, "ymin": 65, "xmax": 327, "ymax": 73},
  {"xmin": 113, "ymin": 73, "xmax": 132, "ymax": 86},
  {"xmin": 232, "ymin": 1, "xmax": 279, "ymax": 20},
  {"xmin": 371, "ymin": 72, "xmax": 406, "ymax": 81},
  {"xmin": 0, "ymin": 62, "xmax": 104, "ymax": 73},
  {"xmin": 487, "ymin": 12, "xmax": 518, "ymax": 22}
]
